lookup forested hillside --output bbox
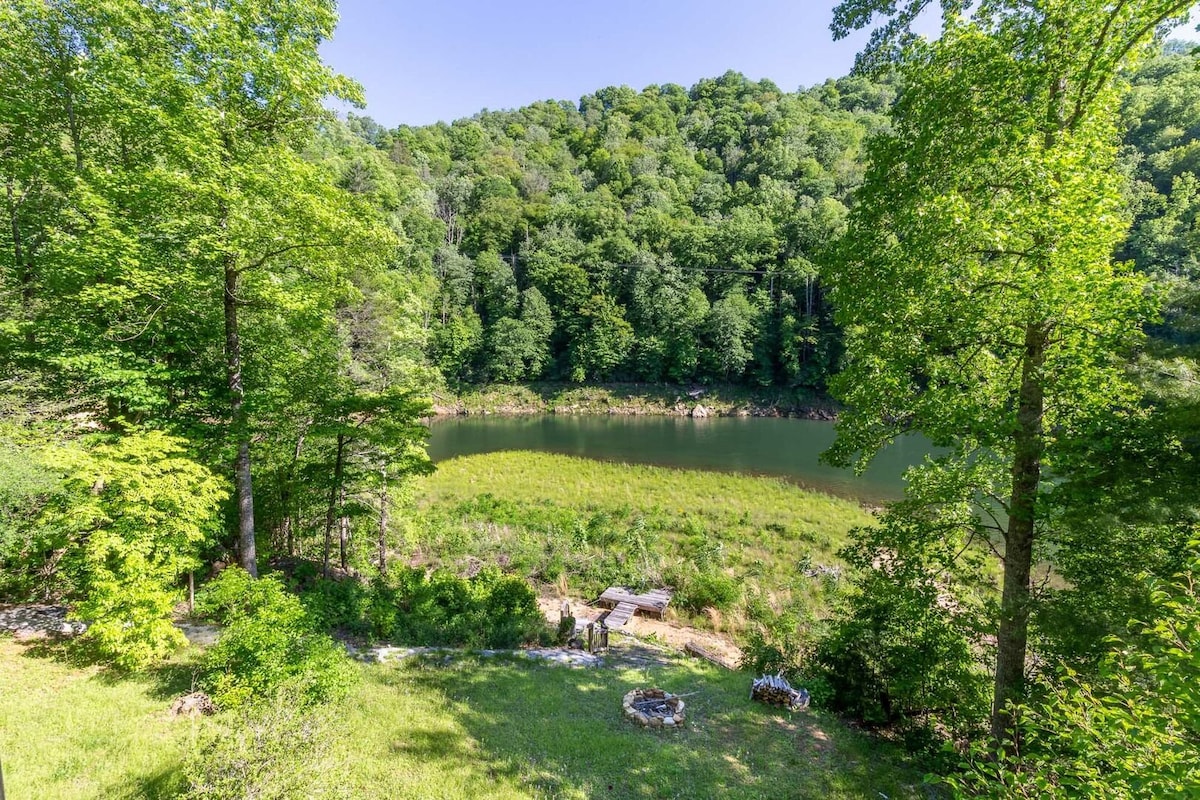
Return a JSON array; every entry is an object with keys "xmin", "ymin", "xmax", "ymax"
[
  {"xmin": 328, "ymin": 70, "xmax": 896, "ymax": 388},
  {"xmin": 319, "ymin": 46, "xmax": 1198, "ymax": 391}
]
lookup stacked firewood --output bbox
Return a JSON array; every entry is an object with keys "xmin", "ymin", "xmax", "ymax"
[{"xmin": 750, "ymin": 674, "xmax": 810, "ymax": 710}]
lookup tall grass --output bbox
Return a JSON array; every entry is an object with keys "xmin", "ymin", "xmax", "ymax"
[{"xmin": 413, "ymin": 452, "xmax": 874, "ymax": 627}]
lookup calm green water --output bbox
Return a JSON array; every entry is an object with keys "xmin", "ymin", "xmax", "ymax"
[{"xmin": 427, "ymin": 415, "xmax": 931, "ymax": 503}]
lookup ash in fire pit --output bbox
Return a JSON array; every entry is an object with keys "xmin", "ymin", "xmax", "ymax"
[{"xmin": 622, "ymin": 688, "xmax": 685, "ymax": 728}]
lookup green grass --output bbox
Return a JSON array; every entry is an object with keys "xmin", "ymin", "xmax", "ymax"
[
  {"xmin": 413, "ymin": 452, "xmax": 874, "ymax": 627},
  {"xmin": 0, "ymin": 640, "xmax": 193, "ymax": 799},
  {"xmin": 0, "ymin": 639, "xmax": 926, "ymax": 799}
]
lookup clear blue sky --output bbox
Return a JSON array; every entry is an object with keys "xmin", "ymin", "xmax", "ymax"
[{"xmin": 319, "ymin": 1, "xmax": 899, "ymax": 127}]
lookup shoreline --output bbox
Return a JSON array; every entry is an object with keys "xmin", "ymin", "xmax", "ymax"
[{"xmin": 429, "ymin": 382, "xmax": 839, "ymax": 421}]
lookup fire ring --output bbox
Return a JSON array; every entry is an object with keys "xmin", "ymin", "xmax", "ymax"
[{"xmin": 622, "ymin": 688, "xmax": 685, "ymax": 728}]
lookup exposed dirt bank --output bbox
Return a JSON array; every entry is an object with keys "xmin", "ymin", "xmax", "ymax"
[{"xmin": 432, "ymin": 382, "xmax": 838, "ymax": 421}]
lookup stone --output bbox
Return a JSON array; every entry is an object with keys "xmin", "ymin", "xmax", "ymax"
[
  {"xmin": 663, "ymin": 717, "xmax": 676, "ymax": 727},
  {"xmin": 691, "ymin": 404, "xmax": 709, "ymax": 418},
  {"xmin": 170, "ymin": 692, "xmax": 216, "ymax": 718},
  {"xmin": 13, "ymin": 628, "xmax": 46, "ymax": 642},
  {"xmin": 648, "ymin": 717, "xmax": 663, "ymax": 728}
]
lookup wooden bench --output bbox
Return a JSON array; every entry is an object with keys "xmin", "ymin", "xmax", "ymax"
[{"xmin": 601, "ymin": 601, "xmax": 638, "ymax": 628}]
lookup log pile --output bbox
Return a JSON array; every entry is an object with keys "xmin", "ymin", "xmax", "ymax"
[{"xmin": 750, "ymin": 674, "xmax": 810, "ymax": 710}]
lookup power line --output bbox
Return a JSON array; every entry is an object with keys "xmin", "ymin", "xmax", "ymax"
[{"xmin": 499, "ymin": 252, "xmax": 774, "ymax": 276}]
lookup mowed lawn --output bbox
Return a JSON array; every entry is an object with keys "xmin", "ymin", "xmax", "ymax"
[{"xmin": 0, "ymin": 640, "xmax": 924, "ymax": 799}]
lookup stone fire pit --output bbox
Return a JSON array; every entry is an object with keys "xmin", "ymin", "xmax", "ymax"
[{"xmin": 622, "ymin": 688, "xmax": 685, "ymax": 728}]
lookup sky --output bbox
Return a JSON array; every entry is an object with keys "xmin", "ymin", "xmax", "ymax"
[{"xmin": 318, "ymin": 1, "xmax": 905, "ymax": 128}]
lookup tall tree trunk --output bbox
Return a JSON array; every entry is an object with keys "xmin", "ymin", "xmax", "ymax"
[
  {"xmin": 377, "ymin": 466, "xmax": 389, "ymax": 575},
  {"xmin": 6, "ymin": 178, "xmax": 23, "ymax": 281},
  {"xmin": 992, "ymin": 322, "xmax": 1047, "ymax": 742},
  {"xmin": 338, "ymin": 486, "xmax": 350, "ymax": 572},
  {"xmin": 323, "ymin": 433, "xmax": 345, "ymax": 578},
  {"xmin": 280, "ymin": 423, "xmax": 307, "ymax": 557},
  {"xmin": 6, "ymin": 177, "xmax": 35, "ymax": 351},
  {"xmin": 224, "ymin": 255, "xmax": 257, "ymax": 577},
  {"xmin": 61, "ymin": 59, "xmax": 84, "ymax": 174}
]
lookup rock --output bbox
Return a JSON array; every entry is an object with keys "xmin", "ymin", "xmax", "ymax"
[
  {"xmin": 170, "ymin": 692, "xmax": 215, "ymax": 717},
  {"xmin": 649, "ymin": 716, "xmax": 663, "ymax": 728},
  {"xmin": 691, "ymin": 404, "xmax": 709, "ymax": 418},
  {"xmin": 663, "ymin": 717, "xmax": 676, "ymax": 727},
  {"xmin": 13, "ymin": 628, "xmax": 46, "ymax": 642}
]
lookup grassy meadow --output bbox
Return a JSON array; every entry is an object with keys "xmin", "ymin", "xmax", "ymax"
[
  {"xmin": 0, "ymin": 639, "xmax": 925, "ymax": 799},
  {"xmin": 411, "ymin": 452, "xmax": 875, "ymax": 628}
]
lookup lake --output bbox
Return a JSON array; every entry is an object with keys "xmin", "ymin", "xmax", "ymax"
[{"xmin": 427, "ymin": 415, "xmax": 930, "ymax": 504}]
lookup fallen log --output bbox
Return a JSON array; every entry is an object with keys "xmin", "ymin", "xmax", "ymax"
[{"xmin": 684, "ymin": 640, "xmax": 736, "ymax": 670}]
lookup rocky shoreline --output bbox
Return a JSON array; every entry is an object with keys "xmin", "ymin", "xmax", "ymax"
[{"xmin": 430, "ymin": 382, "xmax": 839, "ymax": 421}]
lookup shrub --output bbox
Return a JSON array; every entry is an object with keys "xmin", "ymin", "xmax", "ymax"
[
  {"xmin": 944, "ymin": 551, "xmax": 1200, "ymax": 798},
  {"xmin": 296, "ymin": 567, "xmax": 550, "ymax": 649},
  {"xmin": 46, "ymin": 431, "xmax": 225, "ymax": 670},
  {"xmin": 676, "ymin": 569, "xmax": 741, "ymax": 614},
  {"xmin": 183, "ymin": 695, "xmax": 338, "ymax": 800},
  {"xmin": 299, "ymin": 577, "xmax": 370, "ymax": 636},
  {"xmin": 198, "ymin": 568, "xmax": 356, "ymax": 709},
  {"xmin": 740, "ymin": 594, "xmax": 833, "ymax": 707},
  {"xmin": 813, "ymin": 569, "xmax": 988, "ymax": 728}
]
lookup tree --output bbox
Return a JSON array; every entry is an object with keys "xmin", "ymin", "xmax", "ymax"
[
  {"xmin": 947, "ymin": 549, "xmax": 1200, "ymax": 798},
  {"xmin": 519, "ymin": 287, "xmax": 554, "ymax": 378},
  {"xmin": 181, "ymin": 0, "xmax": 380, "ymax": 577},
  {"xmin": 826, "ymin": 1, "xmax": 1195, "ymax": 743},
  {"xmin": 45, "ymin": 431, "xmax": 226, "ymax": 669},
  {"xmin": 567, "ymin": 295, "xmax": 634, "ymax": 381},
  {"xmin": 705, "ymin": 291, "xmax": 756, "ymax": 380}
]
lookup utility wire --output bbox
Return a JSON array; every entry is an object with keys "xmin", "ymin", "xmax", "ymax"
[{"xmin": 499, "ymin": 252, "xmax": 776, "ymax": 276}]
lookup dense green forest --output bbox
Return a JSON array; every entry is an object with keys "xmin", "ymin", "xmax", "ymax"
[
  {"xmin": 318, "ymin": 43, "xmax": 1199, "ymax": 391},
  {"xmin": 2, "ymin": 0, "xmax": 1200, "ymax": 797}
]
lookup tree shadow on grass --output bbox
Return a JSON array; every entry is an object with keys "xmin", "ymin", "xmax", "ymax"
[
  {"xmin": 368, "ymin": 656, "xmax": 924, "ymax": 799},
  {"xmin": 16, "ymin": 635, "xmax": 202, "ymax": 701},
  {"xmin": 119, "ymin": 763, "xmax": 187, "ymax": 800}
]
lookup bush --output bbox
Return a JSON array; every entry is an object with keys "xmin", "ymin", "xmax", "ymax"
[
  {"xmin": 813, "ymin": 570, "xmax": 988, "ymax": 728},
  {"xmin": 295, "ymin": 567, "xmax": 550, "ymax": 649},
  {"xmin": 298, "ymin": 576, "xmax": 371, "ymax": 636},
  {"xmin": 740, "ymin": 595, "xmax": 833, "ymax": 707},
  {"xmin": 676, "ymin": 569, "xmax": 741, "ymax": 614},
  {"xmin": 184, "ymin": 695, "xmax": 338, "ymax": 800},
  {"xmin": 198, "ymin": 568, "xmax": 356, "ymax": 709},
  {"xmin": 944, "ymin": 551, "xmax": 1200, "ymax": 798},
  {"xmin": 47, "ymin": 431, "xmax": 225, "ymax": 670},
  {"xmin": 390, "ymin": 566, "xmax": 549, "ymax": 648}
]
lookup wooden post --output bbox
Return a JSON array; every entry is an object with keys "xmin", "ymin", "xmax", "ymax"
[
  {"xmin": 188, "ymin": 572, "xmax": 195, "ymax": 615},
  {"xmin": 586, "ymin": 622, "xmax": 594, "ymax": 653}
]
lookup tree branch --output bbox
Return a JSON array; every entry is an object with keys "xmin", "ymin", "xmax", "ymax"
[{"xmin": 237, "ymin": 241, "xmax": 346, "ymax": 276}]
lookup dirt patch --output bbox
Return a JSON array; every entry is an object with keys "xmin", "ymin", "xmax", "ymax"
[{"xmin": 537, "ymin": 596, "xmax": 743, "ymax": 668}]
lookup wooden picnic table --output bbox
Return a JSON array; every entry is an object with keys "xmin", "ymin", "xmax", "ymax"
[{"xmin": 597, "ymin": 586, "xmax": 672, "ymax": 625}]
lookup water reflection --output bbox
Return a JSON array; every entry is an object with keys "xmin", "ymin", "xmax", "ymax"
[{"xmin": 427, "ymin": 415, "xmax": 930, "ymax": 504}]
